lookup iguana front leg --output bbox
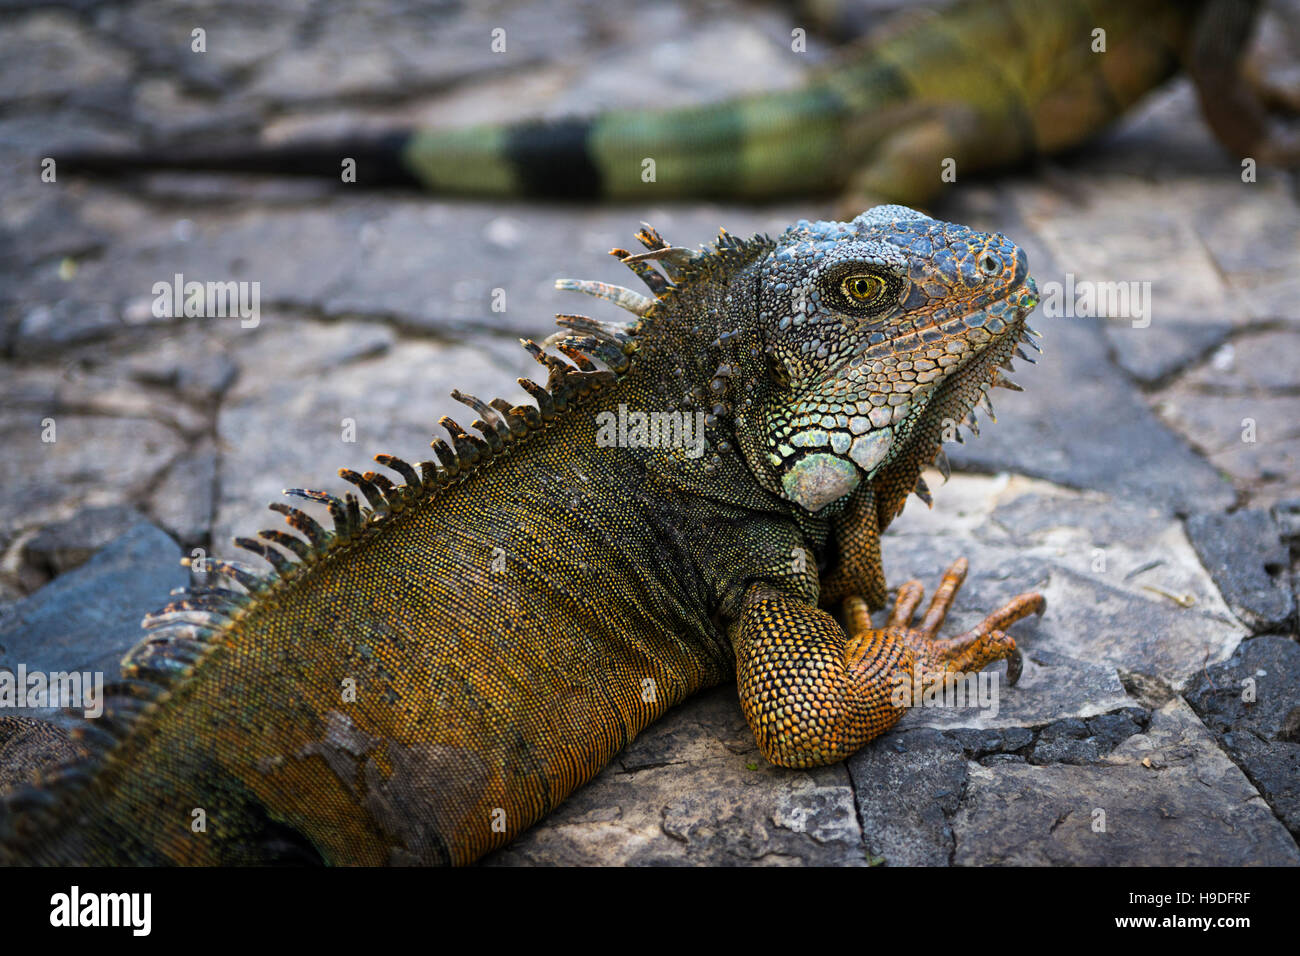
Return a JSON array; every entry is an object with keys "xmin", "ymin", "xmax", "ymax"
[{"xmin": 731, "ymin": 559, "xmax": 1043, "ymax": 768}]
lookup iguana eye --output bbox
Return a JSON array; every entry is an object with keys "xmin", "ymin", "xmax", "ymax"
[{"xmin": 841, "ymin": 274, "xmax": 885, "ymax": 305}]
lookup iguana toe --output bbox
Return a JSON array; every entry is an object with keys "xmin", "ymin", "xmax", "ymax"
[{"xmin": 876, "ymin": 558, "xmax": 1043, "ymax": 686}]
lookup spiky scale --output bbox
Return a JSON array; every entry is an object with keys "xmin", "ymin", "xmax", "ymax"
[
  {"xmin": 284, "ymin": 488, "xmax": 350, "ymax": 535},
  {"xmin": 489, "ymin": 399, "xmax": 528, "ymax": 438},
  {"xmin": 551, "ymin": 342, "xmax": 594, "ymax": 374},
  {"xmin": 439, "ymin": 417, "xmax": 487, "ymax": 463},
  {"xmin": 257, "ymin": 528, "xmax": 312, "ymax": 562},
  {"xmin": 430, "ymin": 438, "xmax": 460, "ymax": 473},
  {"xmin": 635, "ymin": 223, "xmax": 668, "ymax": 251},
  {"xmin": 553, "ymin": 278, "xmax": 654, "ymax": 316},
  {"xmin": 344, "ymin": 493, "xmax": 363, "ymax": 530},
  {"xmin": 375, "ymin": 454, "xmax": 421, "ymax": 490},
  {"xmin": 161, "ymin": 588, "xmax": 246, "ymax": 612},
  {"xmin": 612, "ymin": 247, "xmax": 672, "ymax": 295},
  {"xmin": 202, "ymin": 559, "xmax": 266, "ymax": 593},
  {"xmin": 364, "ymin": 470, "xmax": 388, "ymax": 487},
  {"xmin": 268, "ymin": 502, "xmax": 330, "ymax": 550},
  {"xmin": 339, "ymin": 468, "xmax": 387, "ymax": 510},
  {"xmin": 451, "ymin": 390, "xmax": 511, "ymax": 445},
  {"xmin": 914, "ymin": 475, "xmax": 933, "ymax": 507}
]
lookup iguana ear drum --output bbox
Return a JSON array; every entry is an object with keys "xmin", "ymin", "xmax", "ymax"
[{"xmin": 781, "ymin": 452, "xmax": 860, "ymax": 512}]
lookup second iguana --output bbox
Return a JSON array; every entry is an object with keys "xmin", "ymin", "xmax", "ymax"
[
  {"xmin": 0, "ymin": 205, "xmax": 1043, "ymax": 865},
  {"xmin": 57, "ymin": 0, "xmax": 1289, "ymax": 208}
]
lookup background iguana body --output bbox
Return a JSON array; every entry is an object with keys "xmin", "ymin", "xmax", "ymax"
[
  {"xmin": 0, "ymin": 205, "xmax": 1042, "ymax": 865},
  {"xmin": 58, "ymin": 0, "xmax": 1291, "ymax": 207}
]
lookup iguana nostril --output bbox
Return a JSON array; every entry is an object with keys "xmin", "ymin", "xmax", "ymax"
[{"xmin": 978, "ymin": 253, "xmax": 1001, "ymax": 276}]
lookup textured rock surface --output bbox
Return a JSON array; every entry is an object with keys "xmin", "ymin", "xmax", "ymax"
[
  {"xmin": 951, "ymin": 699, "xmax": 1299, "ymax": 866},
  {"xmin": 1183, "ymin": 635, "xmax": 1300, "ymax": 838},
  {"xmin": 0, "ymin": 522, "xmax": 185, "ymax": 722},
  {"xmin": 1186, "ymin": 510, "xmax": 1295, "ymax": 633},
  {"xmin": 19, "ymin": 504, "xmax": 149, "ymax": 581},
  {"xmin": 847, "ymin": 728, "xmax": 967, "ymax": 866},
  {"xmin": 1184, "ymin": 635, "xmax": 1300, "ymax": 742},
  {"xmin": 1151, "ymin": 327, "xmax": 1300, "ymax": 509}
]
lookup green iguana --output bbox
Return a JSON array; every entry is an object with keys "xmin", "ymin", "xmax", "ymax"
[
  {"xmin": 0, "ymin": 205, "xmax": 1043, "ymax": 865},
  {"xmin": 57, "ymin": 0, "xmax": 1293, "ymax": 208}
]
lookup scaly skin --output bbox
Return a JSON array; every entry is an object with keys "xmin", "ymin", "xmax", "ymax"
[
  {"xmin": 0, "ymin": 718, "xmax": 83, "ymax": 793},
  {"xmin": 0, "ymin": 206, "xmax": 1042, "ymax": 865},
  {"xmin": 58, "ymin": 0, "xmax": 1218, "ymax": 206}
]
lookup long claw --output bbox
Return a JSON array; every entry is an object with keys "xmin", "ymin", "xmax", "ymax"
[{"xmin": 1005, "ymin": 644, "xmax": 1023, "ymax": 686}]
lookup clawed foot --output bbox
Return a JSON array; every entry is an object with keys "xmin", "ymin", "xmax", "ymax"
[{"xmin": 844, "ymin": 557, "xmax": 1044, "ymax": 685}]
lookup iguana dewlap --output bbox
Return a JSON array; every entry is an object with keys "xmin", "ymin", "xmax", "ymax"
[{"xmin": 0, "ymin": 206, "xmax": 1043, "ymax": 865}]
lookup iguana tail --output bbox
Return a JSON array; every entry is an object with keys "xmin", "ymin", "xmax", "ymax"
[
  {"xmin": 58, "ymin": 87, "xmax": 859, "ymax": 200},
  {"xmin": 55, "ymin": 0, "xmax": 1217, "ymax": 205}
]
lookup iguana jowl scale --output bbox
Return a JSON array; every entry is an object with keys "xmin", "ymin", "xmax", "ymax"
[{"xmin": 0, "ymin": 206, "xmax": 1043, "ymax": 865}]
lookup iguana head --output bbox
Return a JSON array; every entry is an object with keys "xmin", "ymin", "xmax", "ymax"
[
  {"xmin": 751, "ymin": 205, "xmax": 1038, "ymax": 513},
  {"xmin": 550, "ymin": 208, "xmax": 1035, "ymax": 515}
]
